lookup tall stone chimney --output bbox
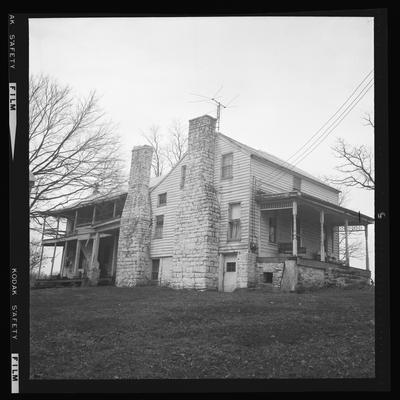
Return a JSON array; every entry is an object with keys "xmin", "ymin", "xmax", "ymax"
[
  {"xmin": 115, "ymin": 145, "xmax": 153, "ymax": 287},
  {"xmin": 172, "ymin": 115, "xmax": 221, "ymax": 289}
]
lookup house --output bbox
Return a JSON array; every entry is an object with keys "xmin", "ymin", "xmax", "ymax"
[{"xmin": 38, "ymin": 115, "xmax": 373, "ymax": 291}]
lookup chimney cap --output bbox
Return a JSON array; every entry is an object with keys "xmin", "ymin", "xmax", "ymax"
[
  {"xmin": 132, "ymin": 144, "xmax": 153, "ymax": 152},
  {"xmin": 188, "ymin": 114, "xmax": 217, "ymax": 123}
]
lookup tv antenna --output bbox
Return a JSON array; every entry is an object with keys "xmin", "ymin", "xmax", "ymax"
[{"xmin": 189, "ymin": 86, "xmax": 239, "ymax": 132}]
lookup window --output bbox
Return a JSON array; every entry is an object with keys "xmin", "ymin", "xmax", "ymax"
[
  {"xmin": 263, "ymin": 272, "xmax": 273, "ymax": 283},
  {"xmin": 154, "ymin": 215, "xmax": 164, "ymax": 238},
  {"xmin": 226, "ymin": 262, "xmax": 236, "ymax": 272},
  {"xmin": 221, "ymin": 153, "xmax": 233, "ymax": 179},
  {"xmin": 152, "ymin": 259, "xmax": 160, "ymax": 280},
  {"xmin": 293, "ymin": 176, "xmax": 301, "ymax": 191},
  {"xmin": 228, "ymin": 203, "xmax": 241, "ymax": 241},
  {"xmin": 269, "ymin": 215, "xmax": 277, "ymax": 243},
  {"xmin": 180, "ymin": 165, "xmax": 187, "ymax": 189},
  {"xmin": 158, "ymin": 193, "xmax": 167, "ymax": 207}
]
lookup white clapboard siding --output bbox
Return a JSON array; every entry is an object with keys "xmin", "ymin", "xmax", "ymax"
[
  {"xmin": 150, "ymin": 156, "xmax": 188, "ymax": 258},
  {"xmin": 251, "ymin": 156, "xmax": 339, "ymax": 204},
  {"xmin": 214, "ymin": 134, "xmax": 251, "ymax": 253}
]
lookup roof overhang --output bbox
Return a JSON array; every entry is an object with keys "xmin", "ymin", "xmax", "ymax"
[{"xmin": 256, "ymin": 191, "xmax": 374, "ymax": 225}]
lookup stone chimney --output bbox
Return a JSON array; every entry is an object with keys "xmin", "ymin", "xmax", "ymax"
[
  {"xmin": 172, "ymin": 115, "xmax": 221, "ymax": 289},
  {"xmin": 115, "ymin": 145, "xmax": 153, "ymax": 287}
]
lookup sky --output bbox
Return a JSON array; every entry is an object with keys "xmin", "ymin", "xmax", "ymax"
[{"xmin": 29, "ymin": 16, "xmax": 374, "ymax": 273}]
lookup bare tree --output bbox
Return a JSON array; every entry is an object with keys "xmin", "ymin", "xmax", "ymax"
[
  {"xmin": 164, "ymin": 119, "xmax": 188, "ymax": 168},
  {"xmin": 29, "ymin": 75, "xmax": 126, "ymax": 223},
  {"xmin": 142, "ymin": 125, "xmax": 165, "ymax": 177},
  {"xmin": 327, "ymin": 114, "xmax": 374, "ymax": 191}
]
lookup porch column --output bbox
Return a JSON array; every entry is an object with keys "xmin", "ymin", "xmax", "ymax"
[
  {"xmin": 365, "ymin": 224, "xmax": 370, "ymax": 271},
  {"xmin": 111, "ymin": 232, "xmax": 118, "ymax": 278},
  {"xmin": 73, "ymin": 239, "xmax": 81, "ymax": 276},
  {"xmin": 37, "ymin": 216, "xmax": 46, "ymax": 279},
  {"xmin": 73, "ymin": 210, "xmax": 78, "ymax": 232},
  {"xmin": 320, "ymin": 210, "xmax": 325, "ymax": 262},
  {"xmin": 292, "ymin": 200, "xmax": 298, "ymax": 257},
  {"xmin": 344, "ymin": 219, "xmax": 349, "ymax": 266},
  {"xmin": 90, "ymin": 232, "xmax": 100, "ymax": 270},
  {"xmin": 59, "ymin": 240, "xmax": 69, "ymax": 278},
  {"xmin": 218, "ymin": 253, "xmax": 224, "ymax": 292},
  {"xmin": 92, "ymin": 205, "xmax": 97, "ymax": 225},
  {"xmin": 50, "ymin": 217, "xmax": 60, "ymax": 277}
]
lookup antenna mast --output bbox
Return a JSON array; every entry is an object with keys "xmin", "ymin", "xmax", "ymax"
[
  {"xmin": 211, "ymin": 98, "xmax": 227, "ymax": 132},
  {"xmin": 189, "ymin": 88, "xmax": 238, "ymax": 132}
]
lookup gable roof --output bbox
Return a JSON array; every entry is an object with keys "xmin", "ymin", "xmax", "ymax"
[
  {"xmin": 41, "ymin": 175, "xmax": 165, "ymax": 216},
  {"xmin": 217, "ymin": 132, "xmax": 340, "ymax": 193}
]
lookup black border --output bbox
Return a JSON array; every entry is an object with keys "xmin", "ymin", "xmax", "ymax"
[{"xmin": 9, "ymin": 9, "xmax": 390, "ymax": 393}]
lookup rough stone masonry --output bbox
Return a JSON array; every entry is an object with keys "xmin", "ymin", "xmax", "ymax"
[
  {"xmin": 115, "ymin": 145, "xmax": 153, "ymax": 287},
  {"xmin": 171, "ymin": 115, "xmax": 221, "ymax": 289}
]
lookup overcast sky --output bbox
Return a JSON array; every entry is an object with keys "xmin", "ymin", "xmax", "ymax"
[{"xmin": 29, "ymin": 16, "xmax": 374, "ymax": 271}]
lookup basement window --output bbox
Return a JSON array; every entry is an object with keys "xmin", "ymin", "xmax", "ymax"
[
  {"xmin": 154, "ymin": 215, "xmax": 164, "ymax": 238},
  {"xmin": 226, "ymin": 262, "xmax": 236, "ymax": 272},
  {"xmin": 263, "ymin": 272, "xmax": 273, "ymax": 284},
  {"xmin": 158, "ymin": 193, "xmax": 167, "ymax": 207},
  {"xmin": 221, "ymin": 153, "xmax": 233, "ymax": 179}
]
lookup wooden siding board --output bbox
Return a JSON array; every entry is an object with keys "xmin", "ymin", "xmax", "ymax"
[
  {"xmin": 214, "ymin": 135, "xmax": 251, "ymax": 253},
  {"xmin": 150, "ymin": 155, "xmax": 188, "ymax": 258},
  {"xmin": 251, "ymin": 156, "xmax": 339, "ymax": 204}
]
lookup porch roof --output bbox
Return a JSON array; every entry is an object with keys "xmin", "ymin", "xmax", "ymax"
[{"xmin": 256, "ymin": 191, "xmax": 374, "ymax": 226}]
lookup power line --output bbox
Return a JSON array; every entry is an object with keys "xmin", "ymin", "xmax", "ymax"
[
  {"xmin": 258, "ymin": 71, "xmax": 374, "ymax": 185},
  {"xmin": 267, "ymin": 78, "xmax": 374, "ymax": 187}
]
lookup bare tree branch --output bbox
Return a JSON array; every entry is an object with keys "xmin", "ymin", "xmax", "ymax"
[
  {"xmin": 142, "ymin": 125, "xmax": 165, "ymax": 177},
  {"xmin": 164, "ymin": 119, "xmax": 188, "ymax": 168},
  {"xmin": 29, "ymin": 75, "xmax": 127, "ymax": 221}
]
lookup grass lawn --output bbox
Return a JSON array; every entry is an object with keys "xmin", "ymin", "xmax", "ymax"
[{"xmin": 30, "ymin": 286, "xmax": 375, "ymax": 379}]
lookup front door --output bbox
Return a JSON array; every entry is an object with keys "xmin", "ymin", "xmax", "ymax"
[{"xmin": 223, "ymin": 255, "xmax": 237, "ymax": 292}]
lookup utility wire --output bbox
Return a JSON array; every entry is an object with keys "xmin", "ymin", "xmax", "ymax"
[
  {"xmin": 267, "ymin": 78, "xmax": 374, "ymax": 187},
  {"xmin": 258, "ymin": 71, "xmax": 374, "ymax": 185}
]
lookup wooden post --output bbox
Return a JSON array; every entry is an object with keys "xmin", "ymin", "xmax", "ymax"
[
  {"xmin": 218, "ymin": 254, "xmax": 224, "ymax": 292},
  {"xmin": 365, "ymin": 224, "xmax": 370, "ymax": 271},
  {"xmin": 344, "ymin": 219, "xmax": 349, "ymax": 266},
  {"xmin": 292, "ymin": 200, "xmax": 298, "ymax": 257},
  {"xmin": 59, "ymin": 240, "xmax": 69, "ymax": 278},
  {"xmin": 90, "ymin": 232, "xmax": 100, "ymax": 270},
  {"xmin": 73, "ymin": 210, "xmax": 78, "ymax": 231},
  {"xmin": 73, "ymin": 239, "xmax": 81, "ymax": 276},
  {"xmin": 113, "ymin": 200, "xmax": 117, "ymax": 218},
  {"xmin": 50, "ymin": 217, "xmax": 60, "ymax": 277},
  {"xmin": 37, "ymin": 216, "xmax": 46, "ymax": 279},
  {"xmin": 111, "ymin": 232, "xmax": 118, "ymax": 278},
  {"xmin": 320, "ymin": 210, "xmax": 325, "ymax": 262},
  {"xmin": 92, "ymin": 205, "xmax": 97, "ymax": 225}
]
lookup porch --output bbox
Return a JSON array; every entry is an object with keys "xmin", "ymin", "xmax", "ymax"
[
  {"xmin": 35, "ymin": 194, "xmax": 124, "ymax": 285},
  {"xmin": 255, "ymin": 190, "xmax": 374, "ymax": 271}
]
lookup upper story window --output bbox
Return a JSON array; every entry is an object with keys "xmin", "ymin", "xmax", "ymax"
[
  {"xmin": 154, "ymin": 215, "xmax": 164, "ymax": 239},
  {"xmin": 180, "ymin": 165, "xmax": 187, "ymax": 189},
  {"xmin": 158, "ymin": 192, "xmax": 167, "ymax": 207},
  {"xmin": 228, "ymin": 202, "xmax": 241, "ymax": 241},
  {"xmin": 269, "ymin": 215, "xmax": 277, "ymax": 243},
  {"xmin": 293, "ymin": 176, "xmax": 302, "ymax": 191},
  {"xmin": 221, "ymin": 153, "xmax": 233, "ymax": 179}
]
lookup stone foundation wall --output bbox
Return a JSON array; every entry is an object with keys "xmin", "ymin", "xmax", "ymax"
[
  {"xmin": 115, "ymin": 145, "xmax": 153, "ymax": 287},
  {"xmin": 297, "ymin": 258, "xmax": 371, "ymax": 289},
  {"xmin": 255, "ymin": 257, "xmax": 371, "ymax": 290},
  {"xmin": 171, "ymin": 115, "xmax": 221, "ymax": 290}
]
